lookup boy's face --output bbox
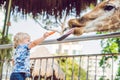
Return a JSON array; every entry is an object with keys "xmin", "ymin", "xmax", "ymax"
[{"xmin": 23, "ymin": 38, "xmax": 30, "ymax": 44}]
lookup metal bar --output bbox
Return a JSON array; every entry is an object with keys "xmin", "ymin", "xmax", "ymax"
[
  {"xmin": 6, "ymin": 0, "xmax": 12, "ymax": 36},
  {"xmin": 71, "ymin": 57, "xmax": 74, "ymax": 80},
  {"xmin": 1, "ymin": 53, "xmax": 120, "ymax": 61},
  {"xmin": 5, "ymin": 61, "xmax": 9, "ymax": 80},
  {"xmin": 42, "ymin": 32, "xmax": 120, "ymax": 45},
  {"xmin": 58, "ymin": 58, "xmax": 61, "ymax": 79},
  {"xmin": 102, "ymin": 55, "xmax": 105, "ymax": 79},
  {"xmin": 51, "ymin": 58, "xmax": 54, "ymax": 80},
  {"xmin": 1, "ymin": 32, "xmax": 120, "ymax": 49},
  {"xmin": 44, "ymin": 58, "xmax": 48, "ymax": 80},
  {"xmin": 86, "ymin": 56, "xmax": 89, "ymax": 80},
  {"xmin": 31, "ymin": 59, "xmax": 36, "ymax": 80},
  {"xmin": 65, "ymin": 57, "xmax": 68, "ymax": 80},
  {"xmin": 38, "ymin": 59, "xmax": 42, "ymax": 80},
  {"xmin": 111, "ymin": 55, "xmax": 114, "ymax": 80},
  {"xmin": 0, "ymin": 44, "xmax": 13, "ymax": 49},
  {"xmin": 30, "ymin": 53, "xmax": 120, "ymax": 60},
  {"xmin": 94, "ymin": 56, "xmax": 97, "ymax": 80},
  {"xmin": 2, "ymin": 0, "xmax": 12, "ymax": 37},
  {"xmin": 78, "ymin": 57, "xmax": 81, "ymax": 80}
]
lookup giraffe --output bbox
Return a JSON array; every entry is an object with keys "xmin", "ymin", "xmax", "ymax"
[{"xmin": 67, "ymin": 0, "xmax": 120, "ymax": 36}]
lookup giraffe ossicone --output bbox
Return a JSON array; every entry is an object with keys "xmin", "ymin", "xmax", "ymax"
[{"xmin": 68, "ymin": 0, "xmax": 120, "ymax": 36}]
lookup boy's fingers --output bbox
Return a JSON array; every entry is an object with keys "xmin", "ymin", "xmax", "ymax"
[{"xmin": 48, "ymin": 31, "xmax": 55, "ymax": 35}]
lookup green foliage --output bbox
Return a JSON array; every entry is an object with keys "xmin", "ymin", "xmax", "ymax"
[
  {"xmin": 101, "ymin": 38, "xmax": 119, "ymax": 53},
  {"xmin": 115, "ymin": 62, "xmax": 120, "ymax": 80},
  {"xmin": 99, "ymin": 38, "xmax": 119, "ymax": 67},
  {"xmin": 90, "ymin": 4, "xmax": 95, "ymax": 9},
  {"xmin": 99, "ymin": 76, "xmax": 104, "ymax": 80},
  {"xmin": 0, "ymin": 34, "xmax": 13, "ymax": 78},
  {"xmin": 0, "ymin": 34, "xmax": 13, "ymax": 59},
  {"xmin": 58, "ymin": 57, "xmax": 87, "ymax": 80},
  {"xmin": 99, "ymin": 31, "xmax": 120, "ymax": 79}
]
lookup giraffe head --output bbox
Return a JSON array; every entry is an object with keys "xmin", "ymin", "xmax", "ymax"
[{"xmin": 68, "ymin": 0, "xmax": 120, "ymax": 36}]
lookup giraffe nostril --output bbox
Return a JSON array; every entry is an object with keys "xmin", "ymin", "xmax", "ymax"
[
  {"xmin": 68, "ymin": 19, "xmax": 83, "ymax": 28},
  {"xmin": 79, "ymin": 15, "xmax": 96, "ymax": 22},
  {"xmin": 78, "ymin": 17, "xmax": 87, "ymax": 23}
]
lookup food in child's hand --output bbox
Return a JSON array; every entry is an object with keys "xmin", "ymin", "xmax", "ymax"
[{"xmin": 48, "ymin": 31, "xmax": 55, "ymax": 35}]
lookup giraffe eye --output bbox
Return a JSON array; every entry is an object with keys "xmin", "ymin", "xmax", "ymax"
[{"xmin": 104, "ymin": 5, "xmax": 115, "ymax": 11}]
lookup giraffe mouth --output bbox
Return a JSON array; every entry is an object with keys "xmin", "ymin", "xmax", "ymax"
[
  {"xmin": 57, "ymin": 28, "xmax": 74, "ymax": 41},
  {"xmin": 68, "ymin": 19, "xmax": 82, "ymax": 28},
  {"xmin": 57, "ymin": 19, "xmax": 83, "ymax": 41}
]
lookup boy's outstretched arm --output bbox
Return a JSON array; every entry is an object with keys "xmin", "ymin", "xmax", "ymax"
[{"xmin": 28, "ymin": 32, "xmax": 50, "ymax": 49}]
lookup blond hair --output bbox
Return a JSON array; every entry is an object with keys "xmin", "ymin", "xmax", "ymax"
[{"xmin": 13, "ymin": 32, "xmax": 30, "ymax": 48}]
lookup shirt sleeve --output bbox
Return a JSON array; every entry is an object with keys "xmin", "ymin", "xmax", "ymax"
[{"xmin": 24, "ymin": 43, "xmax": 30, "ymax": 50}]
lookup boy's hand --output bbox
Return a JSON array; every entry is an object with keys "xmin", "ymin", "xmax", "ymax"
[
  {"xmin": 48, "ymin": 31, "xmax": 55, "ymax": 35},
  {"xmin": 43, "ymin": 31, "xmax": 55, "ymax": 38}
]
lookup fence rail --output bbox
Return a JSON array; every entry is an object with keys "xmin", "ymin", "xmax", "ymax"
[
  {"xmin": 1, "ymin": 53, "xmax": 120, "ymax": 80},
  {"xmin": 0, "ymin": 32, "xmax": 120, "ymax": 49},
  {"xmin": 1, "ymin": 32, "xmax": 120, "ymax": 80}
]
